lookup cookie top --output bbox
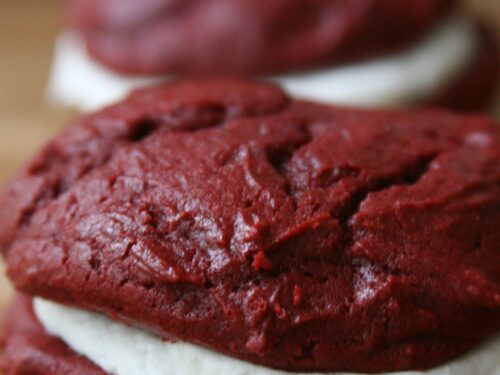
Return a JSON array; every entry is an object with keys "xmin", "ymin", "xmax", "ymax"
[
  {"xmin": 67, "ymin": 0, "xmax": 455, "ymax": 75},
  {"xmin": 1, "ymin": 79, "xmax": 499, "ymax": 373}
]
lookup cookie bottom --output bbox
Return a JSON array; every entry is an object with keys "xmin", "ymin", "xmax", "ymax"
[
  {"xmin": 3, "ymin": 295, "xmax": 499, "ymax": 375},
  {"xmin": 1, "ymin": 295, "xmax": 106, "ymax": 375},
  {"xmin": 46, "ymin": 15, "xmax": 498, "ymax": 113}
]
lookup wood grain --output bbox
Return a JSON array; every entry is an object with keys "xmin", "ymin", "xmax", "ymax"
[{"xmin": 0, "ymin": 0, "xmax": 498, "ymax": 313}]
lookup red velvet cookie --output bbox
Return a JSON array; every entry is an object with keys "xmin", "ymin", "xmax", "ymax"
[
  {"xmin": 67, "ymin": 0, "xmax": 455, "ymax": 75},
  {"xmin": 425, "ymin": 25, "xmax": 499, "ymax": 112},
  {"xmin": 1, "ymin": 80, "xmax": 499, "ymax": 373},
  {"xmin": 1, "ymin": 295, "xmax": 105, "ymax": 375}
]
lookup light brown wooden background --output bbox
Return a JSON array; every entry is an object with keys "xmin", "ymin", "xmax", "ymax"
[{"xmin": 0, "ymin": 0, "xmax": 499, "ymax": 312}]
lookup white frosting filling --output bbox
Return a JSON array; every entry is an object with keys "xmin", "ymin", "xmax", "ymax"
[
  {"xmin": 33, "ymin": 298, "xmax": 500, "ymax": 375},
  {"xmin": 46, "ymin": 15, "xmax": 478, "ymax": 112}
]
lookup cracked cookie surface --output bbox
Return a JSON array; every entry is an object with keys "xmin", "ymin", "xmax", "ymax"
[{"xmin": 1, "ymin": 79, "xmax": 499, "ymax": 373}]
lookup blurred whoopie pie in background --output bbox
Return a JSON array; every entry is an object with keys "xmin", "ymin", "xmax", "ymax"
[{"xmin": 47, "ymin": 0, "xmax": 499, "ymax": 112}]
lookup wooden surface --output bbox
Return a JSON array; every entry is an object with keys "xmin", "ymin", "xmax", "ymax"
[
  {"xmin": 0, "ymin": 0, "xmax": 71, "ymax": 312},
  {"xmin": 0, "ymin": 0, "xmax": 499, "ymax": 313}
]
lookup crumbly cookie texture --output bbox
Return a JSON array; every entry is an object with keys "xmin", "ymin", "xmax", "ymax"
[{"xmin": 1, "ymin": 79, "xmax": 499, "ymax": 372}]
